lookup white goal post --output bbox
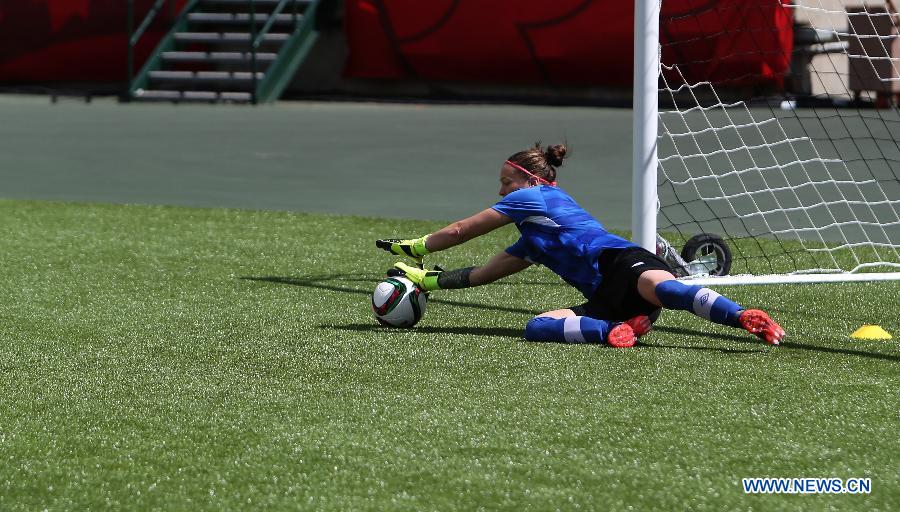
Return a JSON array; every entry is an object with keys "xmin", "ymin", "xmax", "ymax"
[{"xmin": 632, "ymin": 0, "xmax": 900, "ymax": 284}]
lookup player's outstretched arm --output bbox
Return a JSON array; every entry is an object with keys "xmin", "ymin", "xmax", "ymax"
[
  {"xmin": 469, "ymin": 251, "xmax": 532, "ymax": 286},
  {"xmin": 392, "ymin": 251, "xmax": 531, "ymax": 291},
  {"xmin": 427, "ymin": 208, "xmax": 512, "ymax": 252},
  {"xmin": 377, "ymin": 208, "xmax": 512, "ymax": 261}
]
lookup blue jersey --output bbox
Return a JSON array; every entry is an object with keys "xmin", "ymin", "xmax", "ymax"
[{"xmin": 491, "ymin": 186, "xmax": 637, "ymax": 298}]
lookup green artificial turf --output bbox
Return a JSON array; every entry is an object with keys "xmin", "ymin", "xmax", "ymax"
[{"xmin": 0, "ymin": 199, "xmax": 897, "ymax": 510}]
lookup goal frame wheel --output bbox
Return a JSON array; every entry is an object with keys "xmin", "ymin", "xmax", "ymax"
[{"xmin": 680, "ymin": 233, "xmax": 733, "ymax": 277}]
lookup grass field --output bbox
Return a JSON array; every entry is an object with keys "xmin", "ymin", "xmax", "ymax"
[{"xmin": 1, "ymin": 199, "xmax": 898, "ymax": 510}]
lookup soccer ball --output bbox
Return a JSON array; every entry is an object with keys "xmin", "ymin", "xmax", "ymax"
[{"xmin": 371, "ymin": 276, "xmax": 427, "ymax": 327}]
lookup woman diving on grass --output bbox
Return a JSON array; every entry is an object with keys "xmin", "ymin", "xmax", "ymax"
[{"xmin": 376, "ymin": 142, "xmax": 784, "ymax": 348}]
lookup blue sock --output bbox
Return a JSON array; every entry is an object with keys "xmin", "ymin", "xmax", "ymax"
[
  {"xmin": 654, "ymin": 280, "xmax": 743, "ymax": 327},
  {"xmin": 524, "ymin": 316, "xmax": 612, "ymax": 344}
]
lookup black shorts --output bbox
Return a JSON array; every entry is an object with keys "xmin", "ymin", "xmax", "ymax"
[{"xmin": 571, "ymin": 247, "xmax": 672, "ymax": 321}]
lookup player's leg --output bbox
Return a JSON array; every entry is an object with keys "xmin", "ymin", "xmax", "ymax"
[
  {"xmin": 523, "ymin": 309, "xmax": 636, "ymax": 348},
  {"xmin": 521, "ymin": 247, "xmax": 672, "ymax": 348},
  {"xmin": 591, "ymin": 248, "xmax": 663, "ymax": 338},
  {"xmin": 636, "ymin": 270, "xmax": 785, "ymax": 344}
]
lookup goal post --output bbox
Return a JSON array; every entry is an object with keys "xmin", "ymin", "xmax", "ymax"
[
  {"xmin": 632, "ymin": 0, "xmax": 661, "ymax": 252},
  {"xmin": 633, "ymin": 0, "xmax": 900, "ymax": 284}
]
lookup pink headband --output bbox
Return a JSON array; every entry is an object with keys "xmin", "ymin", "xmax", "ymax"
[{"xmin": 505, "ymin": 160, "xmax": 557, "ymax": 186}]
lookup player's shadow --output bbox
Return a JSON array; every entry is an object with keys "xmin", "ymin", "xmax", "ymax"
[
  {"xmin": 327, "ymin": 324, "xmax": 757, "ymax": 354},
  {"xmin": 649, "ymin": 326, "xmax": 900, "ymax": 362},
  {"xmin": 239, "ymin": 274, "xmax": 543, "ymax": 315},
  {"xmin": 641, "ymin": 326, "xmax": 768, "ymax": 354},
  {"xmin": 324, "ymin": 323, "xmax": 524, "ymax": 338},
  {"xmin": 242, "ymin": 275, "xmax": 899, "ymax": 361},
  {"xmin": 323, "ymin": 323, "xmax": 899, "ymax": 359}
]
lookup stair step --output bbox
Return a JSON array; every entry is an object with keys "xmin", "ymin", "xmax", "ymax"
[
  {"xmin": 174, "ymin": 32, "xmax": 290, "ymax": 43},
  {"xmin": 161, "ymin": 51, "xmax": 278, "ymax": 63},
  {"xmin": 133, "ymin": 89, "xmax": 253, "ymax": 102},
  {"xmin": 201, "ymin": 0, "xmax": 311, "ymax": 5},
  {"xmin": 150, "ymin": 70, "xmax": 265, "ymax": 81},
  {"xmin": 189, "ymin": 12, "xmax": 302, "ymax": 24},
  {"xmin": 133, "ymin": 89, "xmax": 182, "ymax": 100},
  {"xmin": 135, "ymin": 0, "xmax": 316, "ymax": 104},
  {"xmin": 203, "ymin": 0, "xmax": 290, "ymax": 7}
]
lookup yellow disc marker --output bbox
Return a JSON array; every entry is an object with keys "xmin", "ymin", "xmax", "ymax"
[{"xmin": 849, "ymin": 325, "xmax": 893, "ymax": 340}]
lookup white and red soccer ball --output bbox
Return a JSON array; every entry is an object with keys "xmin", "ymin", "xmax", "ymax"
[{"xmin": 371, "ymin": 276, "xmax": 427, "ymax": 327}]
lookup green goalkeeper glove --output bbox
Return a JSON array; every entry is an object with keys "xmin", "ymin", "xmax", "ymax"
[
  {"xmin": 392, "ymin": 262, "xmax": 442, "ymax": 291},
  {"xmin": 376, "ymin": 235, "xmax": 430, "ymax": 264}
]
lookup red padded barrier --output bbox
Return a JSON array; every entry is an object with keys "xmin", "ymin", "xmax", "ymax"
[
  {"xmin": 0, "ymin": 0, "xmax": 792, "ymax": 89},
  {"xmin": 344, "ymin": 0, "xmax": 793, "ymax": 89},
  {"xmin": 0, "ymin": 0, "xmax": 187, "ymax": 83}
]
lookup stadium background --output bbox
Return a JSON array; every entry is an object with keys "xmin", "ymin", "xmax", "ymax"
[
  {"xmin": 0, "ymin": 0, "xmax": 793, "ymax": 226},
  {"xmin": 1, "ymin": 0, "xmax": 790, "ymax": 99}
]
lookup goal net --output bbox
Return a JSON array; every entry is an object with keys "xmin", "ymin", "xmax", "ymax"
[{"xmin": 644, "ymin": 0, "xmax": 900, "ymax": 283}]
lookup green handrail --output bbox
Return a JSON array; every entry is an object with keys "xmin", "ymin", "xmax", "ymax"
[
  {"xmin": 254, "ymin": 0, "xmax": 322, "ymax": 103},
  {"xmin": 128, "ymin": 0, "xmax": 200, "ymax": 98},
  {"xmin": 127, "ymin": 0, "xmax": 181, "ymax": 99},
  {"xmin": 248, "ymin": 0, "xmax": 309, "ymax": 104}
]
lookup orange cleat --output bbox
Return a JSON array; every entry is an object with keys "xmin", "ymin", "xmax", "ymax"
[
  {"xmin": 739, "ymin": 309, "xmax": 785, "ymax": 345},
  {"xmin": 607, "ymin": 322, "xmax": 637, "ymax": 348},
  {"xmin": 625, "ymin": 315, "xmax": 653, "ymax": 337}
]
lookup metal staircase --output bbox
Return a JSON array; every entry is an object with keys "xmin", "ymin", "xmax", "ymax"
[{"xmin": 127, "ymin": 0, "xmax": 322, "ymax": 104}]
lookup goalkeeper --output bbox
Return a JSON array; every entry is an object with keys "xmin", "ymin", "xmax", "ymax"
[{"xmin": 376, "ymin": 142, "xmax": 784, "ymax": 348}]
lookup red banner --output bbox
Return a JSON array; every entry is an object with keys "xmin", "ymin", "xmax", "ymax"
[
  {"xmin": 0, "ymin": 0, "xmax": 186, "ymax": 83},
  {"xmin": 344, "ymin": 0, "xmax": 793, "ymax": 89},
  {"xmin": 0, "ymin": 0, "xmax": 792, "ymax": 90}
]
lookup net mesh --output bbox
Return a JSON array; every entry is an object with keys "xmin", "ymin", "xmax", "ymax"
[{"xmin": 656, "ymin": 0, "xmax": 900, "ymax": 276}]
